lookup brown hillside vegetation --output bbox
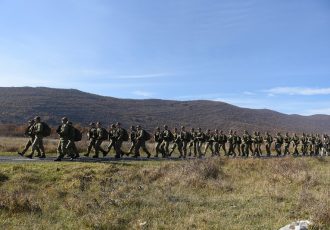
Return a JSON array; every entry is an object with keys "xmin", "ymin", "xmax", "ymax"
[{"xmin": 1, "ymin": 87, "xmax": 330, "ymax": 134}]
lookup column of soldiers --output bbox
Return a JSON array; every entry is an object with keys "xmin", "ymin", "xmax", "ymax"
[
  {"xmin": 19, "ymin": 117, "xmax": 330, "ymax": 160},
  {"xmin": 151, "ymin": 127, "xmax": 330, "ymax": 158}
]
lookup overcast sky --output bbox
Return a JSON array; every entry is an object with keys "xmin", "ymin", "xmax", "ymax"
[{"xmin": 0, "ymin": 0, "xmax": 330, "ymax": 115}]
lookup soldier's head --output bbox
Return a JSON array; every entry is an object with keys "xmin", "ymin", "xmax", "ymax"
[
  {"xmin": 220, "ymin": 130, "xmax": 223, "ymax": 134},
  {"xmin": 156, "ymin": 126, "xmax": 160, "ymax": 131},
  {"xmin": 191, "ymin": 128, "xmax": 195, "ymax": 132},
  {"xmin": 136, "ymin": 125, "xmax": 141, "ymax": 130},
  {"xmin": 89, "ymin": 122, "xmax": 95, "ymax": 127},
  {"xmin": 181, "ymin": 126, "xmax": 185, "ymax": 131},
  {"xmin": 215, "ymin": 129, "xmax": 218, "ymax": 133},
  {"xmin": 96, "ymin": 122, "xmax": 102, "ymax": 128},
  {"xmin": 244, "ymin": 130, "xmax": 248, "ymax": 134},
  {"xmin": 116, "ymin": 122, "xmax": 121, "ymax": 128},
  {"xmin": 34, "ymin": 116, "xmax": 41, "ymax": 123},
  {"xmin": 28, "ymin": 120, "xmax": 34, "ymax": 125},
  {"xmin": 61, "ymin": 117, "xmax": 68, "ymax": 124},
  {"xmin": 198, "ymin": 127, "xmax": 201, "ymax": 132},
  {"xmin": 111, "ymin": 124, "xmax": 116, "ymax": 129},
  {"xmin": 277, "ymin": 132, "xmax": 281, "ymax": 136},
  {"xmin": 68, "ymin": 121, "xmax": 73, "ymax": 126},
  {"xmin": 174, "ymin": 127, "xmax": 178, "ymax": 132},
  {"xmin": 285, "ymin": 132, "xmax": 289, "ymax": 136},
  {"xmin": 164, "ymin": 125, "xmax": 168, "ymax": 130},
  {"xmin": 130, "ymin": 125, "xmax": 136, "ymax": 131}
]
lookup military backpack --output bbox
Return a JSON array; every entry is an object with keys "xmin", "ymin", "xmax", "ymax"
[{"xmin": 41, "ymin": 122, "xmax": 51, "ymax": 137}]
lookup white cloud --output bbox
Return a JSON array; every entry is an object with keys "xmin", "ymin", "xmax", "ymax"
[
  {"xmin": 264, "ymin": 87, "xmax": 330, "ymax": 96},
  {"xmin": 304, "ymin": 108, "xmax": 330, "ymax": 115},
  {"xmin": 132, "ymin": 90, "xmax": 153, "ymax": 97}
]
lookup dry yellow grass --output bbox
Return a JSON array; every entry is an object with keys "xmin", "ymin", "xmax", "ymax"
[{"xmin": 0, "ymin": 157, "xmax": 328, "ymax": 229}]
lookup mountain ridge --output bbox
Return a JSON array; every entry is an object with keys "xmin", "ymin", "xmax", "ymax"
[{"xmin": 1, "ymin": 86, "xmax": 330, "ymax": 133}]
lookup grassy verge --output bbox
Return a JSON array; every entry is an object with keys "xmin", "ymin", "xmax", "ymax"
[{"xmin": 0, "ymin": 157, "xmax": 328, "ymax": 229}]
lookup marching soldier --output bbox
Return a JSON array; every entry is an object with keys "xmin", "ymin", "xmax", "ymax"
[
  {"xmin": 275, "ymin": 132, "xmax": 283, "ymax": 156},
  {"xmin": 264, "ymin": 132, "xmax": 273, "ymax": 156},
  {"xmin": 84, "ymin": 122, "xmax": 97, "ymax": 157},
  {"xmin": 227, "ymin": 130, "xmax": 235, "ymax": 157},
  {"xmin": 55, "ymin": 117, "xmax": 70, "ymax": 161},
  {"xmin": 93, "ymin": 122, "xmax": 108, "ymax": 158},
  {"xmin": 195, "ymin": 128, "xmax": 205, "ymax": 158},
  {"xmin": 291, "ymin": 133, "xmax": 300, "ymax": 156},
  {"xmin": 29, "ymin": 116, "xmax": 46, "ymax": 159},
  {"xmin": 128, "ymin": 126, "xmax": 137, "ymax": 155},
  {"xmin": 18, "ymin": 120, "xmax": 41, "ymax": 157},
  {"xmin": 203, "ymin": 129, "xmax": 214, "ymax": 156},
  {"xmin": 107, "ymin": 124, "xmax": 116, "ymax": 155},
  {"xmin": 233, "ymin": 131, "xmax": 242, "ymax": 157},
  {"xmin": 301, "ymin": 133, "xmax": 308, "ymax": 156},
  {"xmin": 188, "ymin": 128, "xmax": 197, "ymax": 157},
  {"xmin": 283, "ymin": 132, "xmax": 291, "ymax": 155},
  {"xmin": 180, "ymin": 126, "xmax": 190, "ymax": 158},
  {"xmin": 134, "ymin": 125, "xmax": 151, "ymax": 158},
  {"xmin": 219, "ymin": 130, "xmax": 227, "ymax": 156},
  {"xmin": 160, "ymin": 125, "xmax": 173, "ymax": 157},
  {"xmin": 154, "ymin": 127, "xmax": 163, "ymax": 157},
  {"xmin": 169, "ymin": 127, "xmax": 183, "ymax": 158}
]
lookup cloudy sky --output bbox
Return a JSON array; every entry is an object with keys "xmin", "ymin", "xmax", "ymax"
[{"xmin": 0, "ymin": 0, "xmax": 330, "ymax": 115}]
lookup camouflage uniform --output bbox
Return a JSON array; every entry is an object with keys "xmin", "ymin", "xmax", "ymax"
[
  {"xmin": 275, "ymin": 133, "xmax": 283, "ymax": 156},
  {"xmin": 170, "ymin": 128, "xmax": 183, "ymax": 158},
  {"xmin": 113, "ymin": 123, "xmax": 126, "ymax": 158},
  {"xmin": 308, "ymin": 134, "xmax": 315, "ymax": 156},
  {"xmin": 154, "ymin": 127, "xmax": 163, "ymax": 157},
  {"xmin": 300, "ymin": 133, "xmax": 308, "ymax": 156},
  {"xmin": 233, "ymin": 131, "xmax": 241, "ymax": 156},
  {"xmin": 227, "ymin": 130, "xmax": 235, "ymax": 156},
  {"xmin": 128, "ymin": 126, "xmax": 137, "ymax": 155},
  {"xmin": 67, "ymin": 122, "xmax": 79, "ymax": 158},
  {"xmin": 160, "ymin": 125, "xmax": 172, "ymax": 157},
  {"xmin": 94, "ymin": 123, "xmax": 108, "ymax": 158},
  {"xmin": 188, "ymin": 128, "xmax": 197, "ymax": 157},
  {"xmin": 218, "ymin": 131, "xmax": 227, "ymax": 156},
  {"xmin": 203, "ymin": 129, "xmax": 214, "ymax": 156},
  {"xmin": 195, "ymin": 128, "xmax": 205, "ymax": 157},
  {"xmin": 180, "ymin": 126, "xmax": 190, "ymax": 158},
  {"xmin": 107, "ymin": 124, "xmax": 116, "ymax": 154},
  {"xmin": 85, "ymin": 123, "xmax": 97, "ymax": 157},
  {"xmin": 283, "ymin": 133, "xmax": 291, "ymax": 155},
  {"xmin": 291, "ymin": 133, "xmax": 300, "ymax": 156},
  {"xmin": 55, "ymin": 117, "xmax": 70, "ymax": 161},
  {"xmin": 314, "ymin": 134, "xmax": 322, "ymax": 155},
  {"xmin": 134, "ymin": 126, "xmax": 151, "ymax": 158},
  {"xmin": 30, "ymin": 117, "xmax": 45, "ymax": 158},
  {"xmin": 213, "ymin": 129, "xmax": 220, "ymax": 156},
  {"xmin": 264, "ymin": 132, "xmax": 273, "ymax": 156},
  {"xmin": 241, "ymin": 131, "xmax": 252, "ymax": 157},
  {"xmin": 19, "ymin": 120, "xmax": 41, "ymax": 157}
]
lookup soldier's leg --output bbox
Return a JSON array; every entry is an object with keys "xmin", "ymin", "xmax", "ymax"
[
  {"xmin": 20, "ymin": 139, "xmax": 32, "ymax": 155},
  {"xmin": 210, "ymin": 143, "xmax": 214, "ymax": 156},
  {"xmin": 169, "ymin": 143, "xmax": 177, "ymax": 156},
  {"xmin": 141, "ymin": 142, "xmax": 151, "ymax": 158},
  {"xmin": 177, "ymin": 143, "xmax": 183, "ymax": 158},
  {"xmin": 165, "ymin": 141, "xmax": 170, "ymax": 157},
  {"xmin": 213, "ymin": 142, "xmax": 219, "ymax": 156},
  {"xmin": 182, "ymin": 142, "xmax": 187, "ymax": 158},
  {"xmin": 204, "ymin": 142, "xmax": 210, "ymax": 155},
  {"xmin": 245, "ymin": 144, "xmax": 250, "ymax": 157},
  {"xmin": 155, "ymin": 142, "xmax": 161, "ymax": 157},
  {"xmin": 128, "ymin": 142, "xmax": 135, "ymax": 155},
  {"xmin": 94, "ymin": 140, "xmax": 102, "ymax": 158}
]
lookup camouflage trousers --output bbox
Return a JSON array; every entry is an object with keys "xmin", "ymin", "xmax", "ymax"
[
  {"xmin": 219, "ymin": 143, "xmax": 227, "ymax": 156},
  {"xmin": 22, "ymin": 137, "xmax": 40, "ymax": 156},
  {"xmin": 87, "ymin": 139, "xmax": 96, "ymax": 155},
  {"xmin": 160, "ymin": 140, "xmax": 170, "ymax": 157},
  {"xmin": 284, "ymin": 143, "xmax": 290, "ymax": 155},
  {"xmin": 233, "ymin": 143, "xmax": 241, "ymax": 156},
  {"xmin": 204, "ymin": 141, "xmax": 214, "ymax": 156},
  {"xmin": 114, "ymin": 140, "xmax": 124, "ymax": 157},
  {"xmin": 57, "ymin": 139, "xmax": 69, "ymax": 159},
  {"xmin": 227, "ymin": 143, "xmax": 235, "ymax": 156},
  {"xmin": 301, "ymin": 144, "xmax": 308, "ymax": 155},
  {"xmin": 188, "ymin": 141, "xmax": 197, "ymax": 156},
  {"xmin": 241, "ymin": 143, "xmax": 250, "ymax": 157},
  {"xmin": 128, "ymin": 141, "xmax": 136, "ymax": 155},
  {"xmin": 275, "ymin": 143, "xmax": 282, "ymax": 156},
  {"xmin": 170, "ymin": 142, "xmax": 183, "ymax": 157},
  {"xmin": 107, "ymin": 139, "xmax": 115, "ymax": 153},
  {"xmin": 95, "ymin": 140, "xmax": 107, "ymax": 157},
  {"xmin": 293, "ymin": 144, "xmax": 299, "ymax": 155},
  {"xmin": 265, "ymin": 143, "xmax": 272, "ymax": 156},
  {"xmin": 134, "ymin": 140, "xmax": 150, "ymax": 157},
  {"xmin": 31, "ymin": 136, "xmax": 45, "ymax": 157},
  {"xmin": 155, "ymin": 141, "xmax": 162, "ymax": 157},
  {"xmin": 196, "ymin": 141, "xmax": 203, "ymax": 157}
]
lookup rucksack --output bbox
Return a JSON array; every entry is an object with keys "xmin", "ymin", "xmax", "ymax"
[
  {"xmin": 100, "ymin": 128, "xmax": 109, "ymax": 141},
  {"xmin": 41, "ymin": 122, "xmax": 51, "ymax": 137},
  {"xmin": 122, "ymin": 129, "xmax": 129, "ymax": 141},
  {"xmin": 144, "ymin": 131, "xmax": 151, "ymax": 141},
  {"xmin": 167, "ymin": 131, "xmax": 174, "ymax": 142},
  {"xmin": 74, "ymin": 128, "xmax": 82, "ymax": 142}
]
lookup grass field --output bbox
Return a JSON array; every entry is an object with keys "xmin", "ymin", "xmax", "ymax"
[{"xmin": 0, "ymin": 156, "xmax": 328, "ymax": 229}]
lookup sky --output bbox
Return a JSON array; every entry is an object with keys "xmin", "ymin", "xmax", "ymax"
[{"xmin": 0, "ymin": 0, "xmax": 330, "ymax": 115}]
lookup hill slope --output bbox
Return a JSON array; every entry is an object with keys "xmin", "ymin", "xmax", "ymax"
[{"xmin": 0, "ymin": 87, "xmax": 330, "ymax": 133}]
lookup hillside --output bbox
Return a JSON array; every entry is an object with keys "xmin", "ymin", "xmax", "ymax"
[{"xmin": 1, "ymin": 87, "xmax": 330, "ymax": 133}]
